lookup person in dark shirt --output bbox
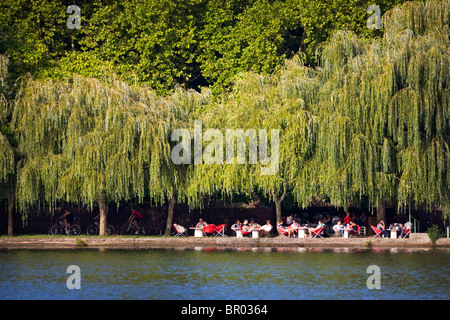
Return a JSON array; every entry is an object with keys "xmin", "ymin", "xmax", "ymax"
[{"xmin": 60, "ymin": 210, "xmax": 74, "ymax": 229}]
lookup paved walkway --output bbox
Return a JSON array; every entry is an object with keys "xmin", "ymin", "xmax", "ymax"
[{"xmin": 1, "ymin": 233, "xmax": 449, "ymax": 249}]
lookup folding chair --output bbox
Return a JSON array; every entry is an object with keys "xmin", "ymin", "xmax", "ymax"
[
  {"xmin": 349, "ymin": 225, "xmax": 360, "ymax": 237},
  {"xmin": 312, "ymin": 226, "xmax": 325, "ymax": 238},
  {"xmin": 173, "ymin": 224, "xmax": 186, "ymax": 237},
  {"xmin": 202, "ymin": 224, "xmax": 216, "ymax": 237},
  {"xmin": 277, "ymin": 225, "xmax": 289, "ymax": 238},
  {"xmin": 402, "ymin": 228, "xmax": 411, "ymax": 238},
  {"xmin": 371, "ymin": 225, "xmax": 383, "ymax": 238},
  {"xmin": 213, "ymin": 224, "xmax": 227, "ymax": 237}
]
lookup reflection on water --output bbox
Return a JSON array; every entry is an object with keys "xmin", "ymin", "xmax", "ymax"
[{"xmin": 0, "ymin": 247, "xmax": 448, "ymax": 300}]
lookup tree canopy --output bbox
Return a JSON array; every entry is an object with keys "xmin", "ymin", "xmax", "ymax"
[
  {"xmin": 1, "ymin": 0, "xmax": 405, "ymax": 94},
  {"xmin": 1, "ymin": 0, "xmax": 449, "ymax": 235}
]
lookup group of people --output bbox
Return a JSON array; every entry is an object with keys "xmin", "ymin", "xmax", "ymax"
[
  {"xmin": 277, "ymin": 218, "xmax": 326, "ymax": 238},
  {"xmin": 172, "ymin": 218, "xmax": 274, "ymax": 237},
  {"xmin": 59, "ymin": 208, "xmax": 413, "ymax": 238},
  {"xmin": 331, "ymin": 212, "xmax": 361, "ymax": 237},
  {"xmin": 231, "ymin": 219, "xmax": 273, "ymax": 237},
  {"xmin": 373, "ymin": 219, "xmax": 412, "ymax": 238},
  {"xmin": 331, "ymin": 212, "xmax": 412, "ymax": 238}
]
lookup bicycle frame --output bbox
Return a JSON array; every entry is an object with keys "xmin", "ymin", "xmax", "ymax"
[
  {"xmin": 51, "ymin": 219, "xmax": 80, "ymax": 235},
  {"xmin": 122, "ymin": 219, "xmax": 145, "ymax": 235}
]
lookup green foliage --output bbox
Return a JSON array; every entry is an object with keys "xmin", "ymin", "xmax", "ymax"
[
  {"xmin": 299, "ymin": 0, "xmax": 450, "ymax": 214},
  {"xmin": 426, "ymin": 224, "xmax": 443, "ymax": 245},
  {"xmin": 0, "ymin": 55, "xmax": 15, "ymax": 188},
  {"xmin": 297, "ymin": 0, "xmax": 405, "ymax": 65},
  {"xmin": 4, "ymin": 0, "xmax": 450, "ymax": 226},
  {"xmin": 75, "ymin": 237, "xmax": 87, "ymax": 247},
  {"xmin": 0, "ymin": 0, "xmax": 403, "ymax": 94}
]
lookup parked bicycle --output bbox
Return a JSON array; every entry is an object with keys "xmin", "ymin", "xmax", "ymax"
[
  {"xmin": 86, "ymin": 220, "xmax": 115, "ymax": 235},
  {"xmin": 120, "ymin": 219, "xmax": 146, "ymax": 235},
  {"xmin": 50, "ymin": 219, "xmax": 81, "ymax": 235}
]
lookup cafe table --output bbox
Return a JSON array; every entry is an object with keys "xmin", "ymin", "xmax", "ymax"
[
  {"xmin": 297, "ymin": 227, "xmax": 308, "ymax": 238},
  {"xmin": 190, "ymin": 227, "xmax": 204, "ymax": 238}
]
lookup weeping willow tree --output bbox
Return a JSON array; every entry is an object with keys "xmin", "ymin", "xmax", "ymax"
[
  {"xmin": 7, "ymin": 0, "xmax": 449, "ymax": 235},
  {"xmin": 161, "ymin": 86, "xmax": 212, "ymax": 236},
  {"xmin": 0, "ymin": 55, "xmax": 16, "ymax": 235},
  {"xmin": 182, "ymin": 55, "xmax": 320, "ymax": 228},
  {"xmin": 296, "ymin": 0, "xmax": 450, "ymax": 219},
  {"xmin": 183, "ymin": 0, "xmax": 449, "ymax": 226},
  {"xmin": 12, "ymin": 73, "xmax": 190, "ymax": 235},
  {"xmin": 0, "ymin": 55, "xmax": 14, "ymax": 184}
]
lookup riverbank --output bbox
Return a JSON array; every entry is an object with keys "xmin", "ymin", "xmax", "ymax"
[{"xmin": 1, "ymin": 233, "xmax": 449, "ymax": 249}]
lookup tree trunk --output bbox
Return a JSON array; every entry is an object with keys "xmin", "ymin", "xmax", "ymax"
[
  {"xmin": 164, "ymin": 196, "xmax": 176, "ymax": 236},
  {"xmin": 377, "ymin": 199, "xmax": 386, "ymax": 223},
  {"xmin": 273, "ymin": 180, "xmax": 287, "ymax": 235},
  {"xmin": 274, "ymin": 197, "xmax": 282, "ymax": 227},
  {"xmin": 98, "ymin": 195, "xmax": 108, "ymax": 236},
  {"xmin": 7, "ymin": 192, "xmax": 14, "ymax": 236}
]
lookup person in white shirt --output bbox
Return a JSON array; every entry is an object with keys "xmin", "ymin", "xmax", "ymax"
[
  {"xmin": 288, "ymin": 219, "xmax": 299, "ymax": 237},
  {"xmin": 195, "ymin": 218, "xmax": 208, "ymax": 228},
  {"xmin": 401, "ymin": 221, "xmax": 412, "ymax": 238},
  {"xmin": 333, "ymin": 221, "xmax": 344, "ymax": 237}
]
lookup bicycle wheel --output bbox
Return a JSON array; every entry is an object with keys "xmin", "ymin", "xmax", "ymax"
[
  {"xmin": 50, "ymin": 224, "xmax": 63, "ymax": 235},
  {"xmin": 120, "ymin": 222, "xmax": 130, "ymax": 235},
  {"xmin": 69, "ymin": 225, "xmax": 81, "ymax": 235},
  {"xmin": 86, "ymin": 224, "xmax": 99, "ymax": 235},
  {"xmin": 107, "ymin": 225, "xmax": 115, "ymax": 235}
]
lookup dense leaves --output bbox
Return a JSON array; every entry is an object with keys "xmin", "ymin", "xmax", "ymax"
[
  {"xmin": 1, "ymin": 0, "xmax": 449, "ymax": 229},
  {"xmin": 1, "ymin": 0, "xmax": 404, "ymax": 94}
]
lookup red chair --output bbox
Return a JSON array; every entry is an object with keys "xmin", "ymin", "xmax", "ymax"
[
  {"xmin": 371, "ymin": 225, "xmax": 383, "ymax": 238},
  {"xmin": 239, "ymin": 225, "xmax": 252, "ymax": 237},
  {"xmin": 402, "ymin": 228, "xmax": 411, "ymax": 238},
  {"xmin": 173, "ymin": 224, "xmax": 186, "ymax": 237},
  {"xmin": 213, "ymin": 224, "xmax": 227, "ymax": 237},
  {"xmin": 277, "ymin": 225, "xmax": 289, "ymax": 238},
  {"xmin": 312, "ymin": 226, "xmax": 325, "ymax": 238},
  {"xmin": 203, "ymin": 224, "xmax": 216, "ymax": 236},
  {"xmin": 349, "ymin": 225, "xmax": 361, "ymax": 237}
]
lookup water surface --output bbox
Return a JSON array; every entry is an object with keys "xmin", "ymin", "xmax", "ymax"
[{"xmin": 0, "ymin": 247, "xmax": 448, "ymax": 300}]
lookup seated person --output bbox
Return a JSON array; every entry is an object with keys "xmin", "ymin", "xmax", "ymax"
[
  {"xmin": 195, "ymin": 218, "xmax": 208, "ymax": 229},
  {"xmin": 259, "ymin": 220, "xmax": 273, "ymax": 237},
  {"xmin": 332, "ymin": 221, "xmax": 344, "ymax": 237},
  {"xmin": 308, "ymin": 220, "xmax": 325, "ymax": 238},
  {"xmin": 277, "ymin": 220, "xmax": 288, "ymax": 236},
  {"xmin": 173, "ymin": 220, "xmax": 188, "ymax": 236},
  {"xmin": 377, "ymin": 219, "xmax": 387, "ymax": 238},
  {"xmin": 286, "ymin": 215, "xmax": 293, "ymax": 225},
  {"xmin": 249, "ymin": 218, "xmax": 261, "ymax": 229},
  {"xmin": 348, "ymin": 221, "xmax": 359, "ymax": 236},
  {"xmin": 288, "ymin": 219, "xmax": 299, "ymax": 237},
  {"xmin": 401, "ymin": 221, "xmax": 412, "ymax": 238},
  {"xmin": 241, "ymin": 219, "xmax": 252, "ymax": 232},
  {"xmin": 331, "ymin": 215, "xmax": 341, "ymax": 225},
  {"xmin": 343, "ymin": 212, "xmax": 352, "ymax": 225},
  {"xmin": 231, "ymin": 220, "xmax": 241, "ymax": 232}
]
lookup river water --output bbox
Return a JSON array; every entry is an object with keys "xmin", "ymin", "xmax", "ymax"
[{"xmin": 0, "ymin": 247, "xmax": 449, "ymax": 300}]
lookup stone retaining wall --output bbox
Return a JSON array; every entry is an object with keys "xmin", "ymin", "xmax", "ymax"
[{"xmin": 1, "ymin": 234, "xmax": 449, "ymax": 249}]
